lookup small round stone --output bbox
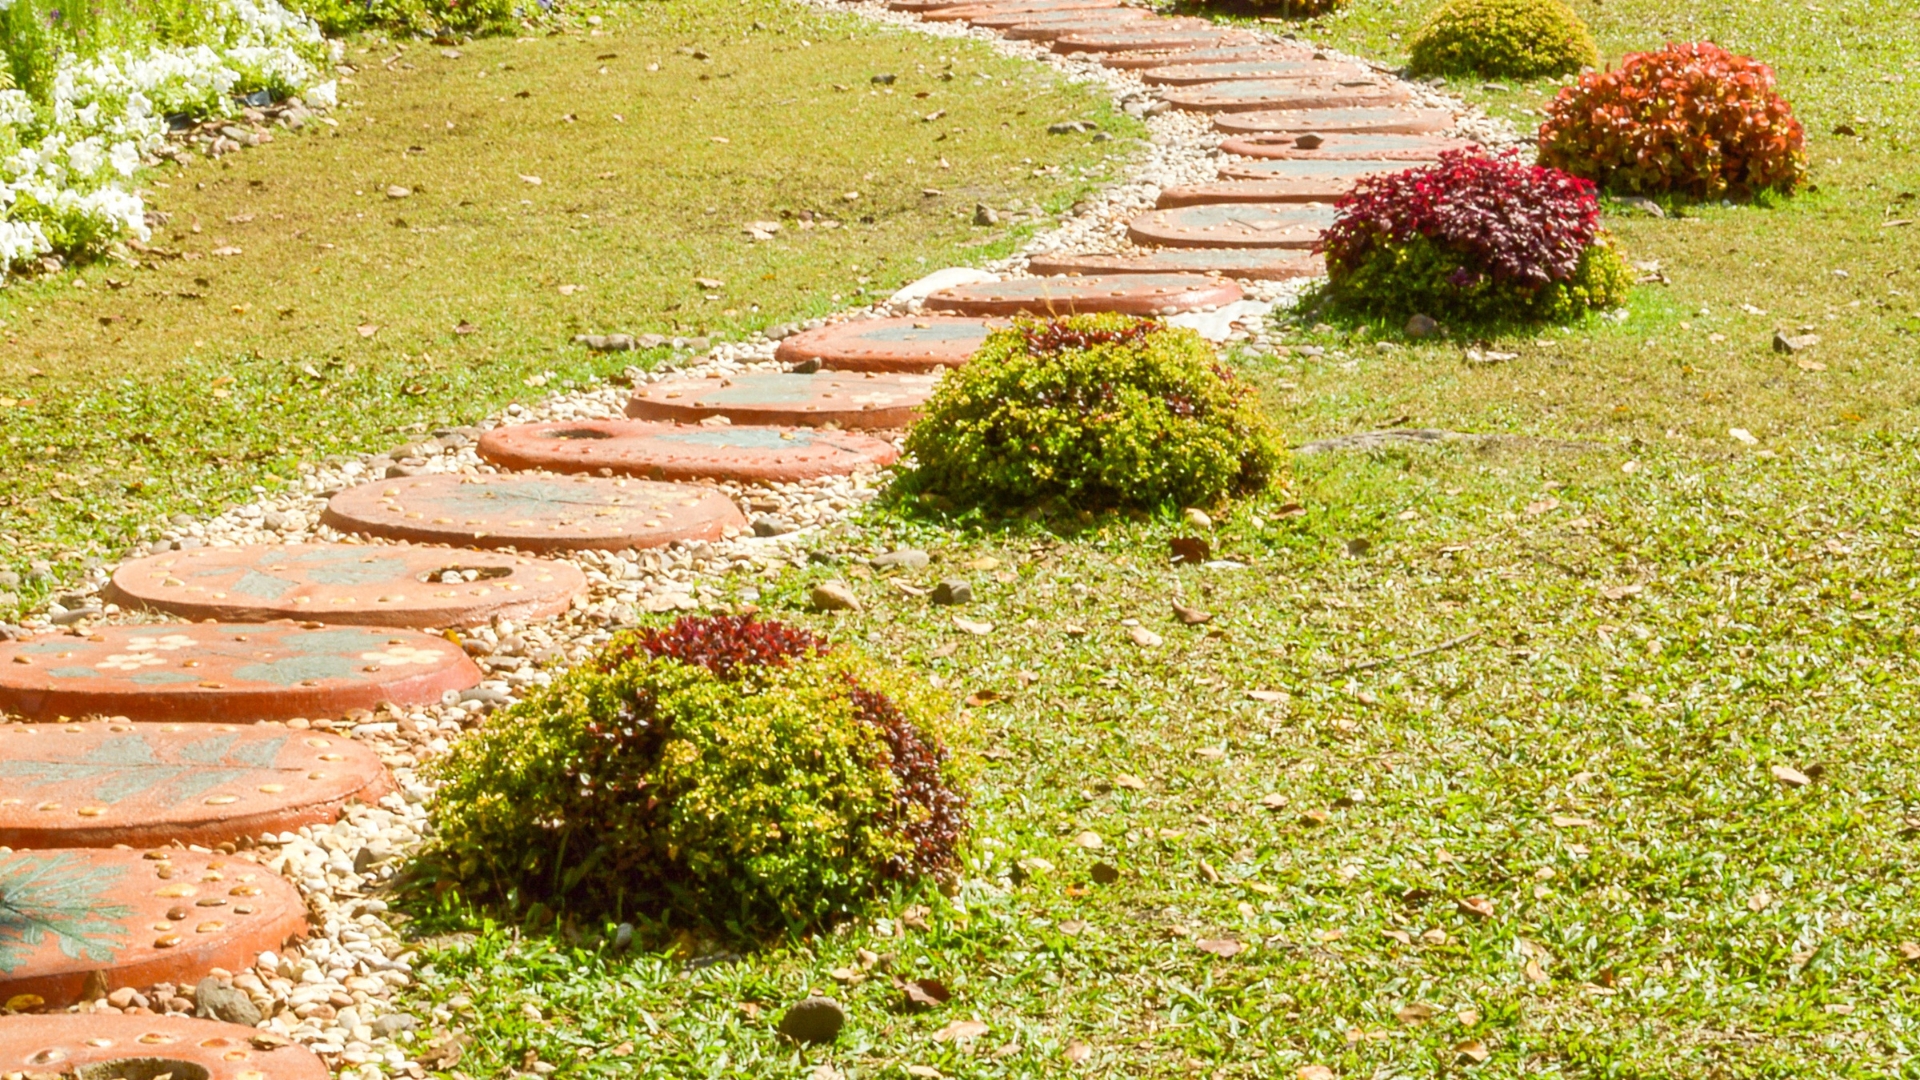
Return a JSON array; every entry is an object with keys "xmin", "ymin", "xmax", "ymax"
[
  {"xmin": 0, "ymin": 622, "xmax": 480, "ymax": 724},
  {"xmin": 921, "ymin": 273, "xmax": 1243, "ymax": 317},
  {"xmin": 321, "ymin": 474, "xmax": 748, "ymax": 553},
  {"xmin": 106, "ymin": 543, "xmax": 587, "ymax": 629},
  {"xmin": 0, "ymin": 720, "xmax": 390, "ymax": 849},
  {"xmin": 477, "ymin": 420, "xmax": 900, "ymax": 484},
  {"xmin": 1126, "ymin": 203, "xmax": 1338, "ymax": 250},
  {"xmin": 0, "ymin": 1014, "xmax": 328, "ymax": 1080},
  {"xmin": 0, "ymin": 849, "xmax": 307, "ymax": 1009},
  {"xmin": 626, "ymin": 371, "xmax": 941, "ymax": 429}
]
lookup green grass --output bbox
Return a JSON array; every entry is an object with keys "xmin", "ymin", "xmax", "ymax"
[
  {"xmin": 0, "ymin": 0, "xmax": 1138, "ymax": 599},
  {"xmin": 389, "ymin": 1, "xmax": 1920, "ymax": 1077}
]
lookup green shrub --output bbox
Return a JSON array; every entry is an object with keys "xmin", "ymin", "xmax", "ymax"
[
  {"xmin": 1238, "ymin": 0, "xmax": 1342, "ymax": 16},
  {"xmin": 1330, "ymin": 231, "xmax": 1631, "ymax": 325},
  {"xmin": 1408, "ymin": 0, "xmax": 1597, "ymax": 80},
  {"xmin": 901, "ymin": 315, "xmax": 1284, "ymax": 513},
  {"xmin": 290, "ymin": 0, "xmax": 521, "ymax": 36},
  {"xmin": 425, "ymin": 616, "xmax": 967, "ymax": 935}
]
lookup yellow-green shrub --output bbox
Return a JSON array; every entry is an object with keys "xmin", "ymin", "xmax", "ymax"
[{"xmin": 1408, "ymin": 0, "xmax": 1597, "ymax": 80}]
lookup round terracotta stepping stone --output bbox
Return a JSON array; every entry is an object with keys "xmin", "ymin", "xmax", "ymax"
[
  {"xmin": 919, "ymin": 0, "xmax": 1122, "ymax": 20},
  {"xmin": 922, "ymin": 273, "xmax": 1243, "ymax": 317},
  {"xmin": 0, "ymin": 1014, "xmax": 328, "ymax": 1080},
  {"xmin": 1141, "ymin": 59, "xmax": 1369, "ymax": 86},
  {"xmin": 1159, "ymin": 178, "xmax": 1363, "ymax": 207},
  {"xmin": 0, "ymin": 622, "xmax": 480, "ymax": 724},
  {"xmin": 774, "ymin": 317, "xmax": 996, "ymax": 372},
  {"xmin": 1217, "ymin": 157, "xmax": 1415, "ymax": 182},
  {"xmin": 106, "ymin": 544, "xmax": 585, "ymax": 629},
  {"xmin": 1160, "ymin": 77, "xmax": 1411, "ymax": 113},
  {"xmin": 0, "ymin": 848, "xmax": 306, "ymax": 1009},
  {"xmin": 1221, "ymin": 131, "xmax": 1475, "ymax": 160},
  {"xmin": 1100, "ymin": 45, "xmax": 1312, "ymax": 70},
  {"xmin": 968, "ymin": 6, "xmax": 1148, "ymax": 28},
  {"xmin": 626, "ymin": 370, "xmax": 939, "ymax": 429},
  {"xmin": 1026, "ymin": 249, "xmax": 1324, "ymax": 281},
  {"xmin": 477, "ymin": 420, "xmax": 899, "ymax": 484},
  {"xmin": 1214, "ymin": 106, "xmax": 1457, "ymax": 135},
  {"xmin": 321, "ymin": 474, "xmax": 745, "ymax": 553},
  {"xmin": 1001, "ymin": 13, "xmax": 1159, "ymax": 41},
  {"xmin": 1127, "ymin": 204, "xmax": 1337, "ymax": 250},
  {"xmin": 1053, "ymin": 28, "xmax": 1254, "ymax": 54},
  {"xmin": 0, "ymin": 720, "xmax": 391, "ymax": 849}
]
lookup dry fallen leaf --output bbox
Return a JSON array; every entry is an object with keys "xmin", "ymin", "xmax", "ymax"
[
  {"xmin": 1457, "ymin": 896, "xmax": 1496, "ymax": 920},
  {"xmin": 356, "ymin": 323, "xmax": 380, "ymax": 338},
  {"xmin": 1127, "ymin": 626, "xmax": 1163, "ymax": 648},
  {"xmin": 1172, "ymin": 601, "xmax": 1213, "ymax": 625},
  {"xmin": 1113, "ymin": 774, "xmax": 1147, "ymax": 791},
  {"xmin": 964, "ymin": 689, "xmax": 1003, "ymax": 708},
  {"xmin": 952, "ymin": 616, "xmax": 994, "ymax": 636},
  {"xmin": 1395, "ymin": 1003, "xmax": 1435, "ymax": 1024},
  {"xmin": 1063, "ymin": 1039, "xmax": 1093, "ymax": 1065},
  {"xmin": 210, "ymin": 246, "xmax": 243, "ymax": 257},
  {"xmin": 1074, "ymin": 830, "xmax": 1103, "ymax": 850},
  {"xmin": 1525, "ymin": 496, "xmax": 1560, "ymax": 516},
  {"xmin": 1195, "ymin": 938, "xmax": 1244, "ymax": 958},
  {"xmin": 1247, "ymin": 689, "xmax": 1288, "ymax": 703},
  {"xmin": 1897, "ymin": 942, "xmax": 1920, "ymax": 962},
  {"xmin": 1550, "ymin": 815, "xmax": 1593, "ymax": 828},
  {"xmin": 902, "ymin": 978, "xmax": 952, "ymax": 1012},
  {"xmin": 906, "ymin": 1068, "xmax": 941, "ymax": 1080},
  {"xmin": 519, "ymin": 173, "xmax": 543, "ymax": 185},
  {"xmin": 1454, "ymin": 1039, "xmax": 1490, "ymax": 1064},
  {"xmin": 1260, "ymin": 792, "xmax": 1288, "ymax": 810},
  {"xmin": 1729, "ymin": 427, "xmax": 1759, "ymax": 445},
  {"xmin": 1523, "ymin": 956, "xmax": 1549, "ymax": 983},
  {"xmin": 933, "ymin": 1019, "xmax": 989, "ymax": 1043},
  {"xmin": 1297, "ymin": 1066, "xmax": 1335, "ymax": 1080},
  {"xmin": 1169, "ymin": 535, "xmax": 1211, "ymax": 564},
  {"xmin": 1771, "ymin": 764, "xmax": 1812, "ymax": 787}
]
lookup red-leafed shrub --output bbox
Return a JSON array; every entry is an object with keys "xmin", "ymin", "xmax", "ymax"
[
  {"xmin": 1318, "ymin": 149, "xmax": 1631, "ymax": 326},
  {"xmin": 1537, "ymin": 41, "xmax": 1807, "ymax": 199}
]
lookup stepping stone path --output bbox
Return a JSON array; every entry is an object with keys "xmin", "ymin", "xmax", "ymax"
[
  {"xmin": 626, "ymin": 370, "xmax": 939, "ymax": 429},
  {"xmin": 1026, "ymin": 249, "xmax": 1323, "ymax": 281},
  {"xmin": 1216, "ymin": 157, "xmax": 1414, "ymax": 182},
  {"xmin": 321, "ymin": 474, "xmax": 747, "ymax": 553},
  {"xmin": 0, "ymin": 848, "xmax": 306, "ymax": 1009},
  {"xmin": 1161, "ymin": 77, "xmax": 1410, "ymax": 113},
  {"xmin": 1127, "ymin": 203, "xmax": 1337, "ymax": 250},
  {"xmin": 775, "ymin": 316, "xmax": 995, "ymax": 372},
  {"xmin": 1099, "ymin": 45, "xmax": 1312, "ymax": 70},
  {"xmin": 477, "ymin": 419, "xmax": 900, "ymax": 484},
  {"xmin": 1140, "ymin": 59, "xmax": 1370, "ymax": 86},
  {"xmin": 107, "ymin": 544, "xmax": 586, "ymax": 628},
  {"xmin": 0, "ymin": 622, "xmax": 480, "ymax": 724},
  {"xmin": 1158, "ymin": 178, "xmax": 1364, "ymax": 207},
  {"xmin": 0, "ymin": 1014, "xmax": 329, "ymax": 1080},
  {"xmin": 0, "ymin": 721, "xmax": 391, "ymax": 849},
  {"xmin": 1219, "ymin": 131, "xmax": 1474, "ymax": 160},
  {"xmin": 1214, "ymin": 105, "xmax": 1457, "ymax": 135},
  {"xmin": 922, "ymin": 273, "xmax": 1242, "ymax": 316}
]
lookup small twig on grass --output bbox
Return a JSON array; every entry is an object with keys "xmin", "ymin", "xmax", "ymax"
[{"xmin": 1325, "ymin": 629, "xmax": 1483, "ymax": 676}]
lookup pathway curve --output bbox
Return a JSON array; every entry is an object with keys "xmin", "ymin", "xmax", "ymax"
[{"xmin": 1, "ymin": 4, "xmax": 1520, "ymax": 1079}]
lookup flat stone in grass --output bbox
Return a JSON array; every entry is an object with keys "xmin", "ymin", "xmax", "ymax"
[
  {"xmin": 106, "ymin": 544, "xmax": 586, "ymax": 628},
  {"xmin": 0, "ymin": 622, "xmax": 480, "ymax": 724},
  {"xmin": 626, "ymin": 370, "xmax": 940, "ymax": 429},
  {"xmin": 774, "ymin": 317, "xmax": 996, "ymax": 372},
  {"xmin": 0, "ymin": 720, "xmax": 390, "ymax": 849},
  {"xmin": 1099, "ymin": 45, "xmax": 1313, "ymax": 70},
  {"xmin": 1214, "ymin": 106, "xmax": 1457, "ymax": 135},
  {"xmin": 1216, "ymin": 157, "xmax": 1418, "ymax": 182},
  {"xmin": 922, "ymin": 273, "xmax": 1243, "ymax": 316},
  {"xmin": 1053, "ymin": 28, "xmax": 1255, "ymax": 54},
  {"xmin": 1220, "ymin": 132, "xmax": 1475, "ymax": 160},
  {"xmin": 0, "ymin": 1014, "xmax": 328, "ymax": 1080},
  {"xmin": 321, "ymin": 474, "xmax": 747, "ymax": 553},
  {"xmin": 0, "ymin": 848, "xmax": 306, "ymax": 1009},
  {"xmin": 1026, "ymin": 249, "xmax": 1324, "ymax": 281},
  {"xmin": 1140, "ymin": 59, "xmax": 1370, "ymax": 86},
  {"xmin": 1158, "ymin": 177, "xmax": 1370, "ymax": 207},
  {"xmin": 477, "ymin": 420, "xmax": 900, "ymax": 484},
  {"xmin": 1160, "ymin": 77, "xmax": 1411, "ymax": 113},
  {"xmin": 1127, "ymin": 203, "xmax": 1337, "ymax": 250}
]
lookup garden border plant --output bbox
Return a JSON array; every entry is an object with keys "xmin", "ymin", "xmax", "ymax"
[{"xmin": 1406, "ymin": 0, "xmax": 1597, "ymax": 80}]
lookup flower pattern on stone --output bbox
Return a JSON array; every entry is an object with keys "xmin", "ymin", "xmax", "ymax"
[{"xmin": 356, "ymin": 645, "xmax": 446, "ymax": 668}]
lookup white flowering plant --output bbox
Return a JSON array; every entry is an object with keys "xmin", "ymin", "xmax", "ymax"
[{"xmin": 0, "ymin": 0, "xmax": 336, "ymax": 283}]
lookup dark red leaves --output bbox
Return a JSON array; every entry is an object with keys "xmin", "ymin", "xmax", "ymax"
[
  {"xmin": 610, "ymin": 613, "xmax": 826, "ymax": 681},
  {"xmin": 1017, "ymin": 314, "xmax": 1159, "ymax": 358},
  {"xmin": 847, "ymin": 678, "xmax": 967, "ymax": 882}
]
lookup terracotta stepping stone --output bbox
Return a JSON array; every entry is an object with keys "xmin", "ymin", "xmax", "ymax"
[
  {"xmin": 968, "ymin": 6, "xmax": 1149, "ymax": 28},
  {"xmin": 1053, "ymin": 28, "xmax": 1254, "ymax": 54},
  {"xmin": 1027, "ymin": 249, "xmax": 1324, "ymax": 281},
  {"xmin": 1217, "ymin": 157, "xmax": 1416, "ymax": 182},
  {"xmin": 477, "ymin": 420, "xmax": 899, "ymax": 484},
  {"xmin": 1141, "ymin": 59, "xmax": 1369, "ymax": 86},
  {"xmin": 0, "ymin": 848, "xmax": 306, "ymax": 1009},
  {"xmin": 922, "ymin": 273, "xmax": 1242, "ymax": 317},
  {"xmin": 0, "ymin": 1014, "xmax": 328, "ymax": 1080},
  {"xmin": 1160, "ymin": 77, "xmax": 1410, "ymax": 113},
  {"xmin": 626, "ymin": 370, "xmax": 939, "ymax": 429},
  {"xmin": 1127, "ymin": 203, "xmax": 1337, "ymax": 250},
  {"xmin": 1221, "ymin": 131, "xmax": 1474, "ymax": 160},
  {"xmin": 774, "ymin": 317, "xmax": 996, "ymax": 372},
  {"xmin": 919, "ymin": 0, "xmax": 1122, "ymax": 19},
  {"xmin": 1100, "ymin": 45, "xmax": 1312, "ymax": 70},
  {"xmin": 0, "ymin": 720, "xmax": 391, "ymax": 849},
  {"xmin": 1001, "ymin": 14, "xmax": 1159, "ymax": 41},
  {"xmin": 322, "ymin": 474, "xmax": 745, "ymax": 553},
  {"xmin": 1214, "ymin": 105, "xmax": 1457, "ymax": 135},
  {"xmin": 106, "ymin": 544, "xmax": 585, "ymax": 629},
  {"xmin": 1158, "ymin": 179, "xmax": 1364, "ymax": 207},
  {"xmin": 0, "ymin": 622, "xmax": 480, "ymax": 724}
]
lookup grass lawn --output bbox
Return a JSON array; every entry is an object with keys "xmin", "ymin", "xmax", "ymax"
[
  {"xmin": 389, "ymin": 1, "xmax": 1920, "ymax": 1078},
  {"xmin": 0, "ymin": 0, "xmax": 1136, "ymax": 599}
]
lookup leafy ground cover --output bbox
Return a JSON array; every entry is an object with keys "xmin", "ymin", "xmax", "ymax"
[
  {"xmin": 389, "ymin": 1, "xmax": 1920, "ymax": 1077},
  {"xmin": 0, "ymin": 0, "xmax": 1135, "ymax": 599}
]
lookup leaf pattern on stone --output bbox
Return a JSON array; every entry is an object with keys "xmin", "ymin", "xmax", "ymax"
[
  {"xmin": 0, "ymin": 852, "xmax": 133, "ymax": 974},
  {"xmin": 0, "ymin": 732, "xmax": 286, "ymax": 807}
]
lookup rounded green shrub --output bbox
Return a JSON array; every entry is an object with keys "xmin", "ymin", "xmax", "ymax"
[
  {"xmin": 901, "ymin": 315, "xmax": 1284, "ymax": 513},
  {"xmin": 425, "ymin": 615, "xmax": 966, "ymax": 935},
  {"xmin": 1239, "ymin": 0, "xmax": 1343, "ymax": 16},
  {"xmin": 1408, "ymin": 0, "xmax": 1597, "ymax": 80}
]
